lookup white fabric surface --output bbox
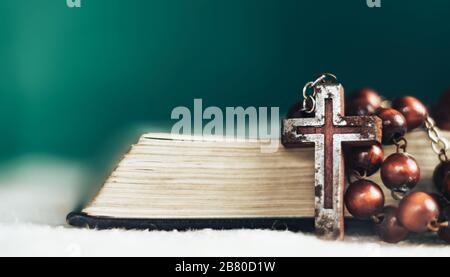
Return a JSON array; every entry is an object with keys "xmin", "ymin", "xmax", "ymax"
[{"xmin": 1, "ymin": 156, "xmax": 450, "ymax": 257}]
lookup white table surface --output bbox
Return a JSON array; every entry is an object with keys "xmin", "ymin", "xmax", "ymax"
[{"xmin": 1, "ymin": 156, "xmax": 450, "ymax": 257}]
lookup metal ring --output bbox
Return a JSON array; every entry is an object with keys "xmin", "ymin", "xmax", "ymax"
[
  {"xmin": 424, "ymin": 116, "xmax": 450, "ymax": 162},
  {"xmin": 300, "ymin": 73, "xmax": 338, "ymax": 114},
  {"xmin": 316, "ymin": 73, "xmax": 338, "ymax": 84},
  {"xmin": 427, "ymin": 220, "xmax": 449, "ymax": 233},
  {"xmin": 349, "ymin": 170, "xmax": 366, "ymax": 183},
  {"xmin": 439, "ymin": 151, "xmax": 449, "ymax": 162},
  {"xmin": 380, "ymin": 99, "xmax": 392, "ymax": 109},
  {"xmin": 428, "ymin": 128, "xmax": 440, "ymax": 144},
  {"xmin": 310, "ymin": 73, "xmax": 339, "ymax": 88},
  {"xmin": 431, "ymin": 138, "xmax": 449, "ymax": 155},
  {"xmin": 425, "ymin": 116, "xmax": 436, "ymax": 127},
  {"xmin": 311, "ymin": 75, "xmax": 326, "ymax": 88},
  {"xmin": 302, "ymin": 81, "xmax": 315, "ymax": 99},
  {"xmin": 391, "ymin": 190, "xmax": 406, "ymax": 201},
  {"xmin": 304, "ymin": 73, "xmax": 339, "ymax": 98},
  {"xmin": 301, "ymin": 95, "xmax": 316, "ymax": 114},
  {"xmin": 439, "ymin": 138, "xmax": 449, "ymax": 151},
  {"xmin": 393, "ymin": 137, "xmax": 408, "ymax": 153}
]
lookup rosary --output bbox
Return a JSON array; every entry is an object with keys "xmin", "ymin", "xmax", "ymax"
[{"xmin": 282, "ymin": 74, "xmax": 450, "ymax": 243}]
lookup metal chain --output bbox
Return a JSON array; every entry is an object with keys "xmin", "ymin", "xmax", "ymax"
[
  {"xmin": 393, "ymin": 137, "xmax": 408, "ymax": 153},
  {"xmin": 391, "ymin": 190, "xmax": 406, "ymax": 201},
  {"xmin": 301, "ymin": 73, "xmax": 338, "ymax": 114},
  {"xmin": 424, "ymin": 116, "xmax": 449, "ymax": 162}
]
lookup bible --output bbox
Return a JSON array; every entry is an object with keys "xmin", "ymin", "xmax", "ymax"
[{"xmin": 67, "ymin": 131, "xmax": 446, "ymax": 232}]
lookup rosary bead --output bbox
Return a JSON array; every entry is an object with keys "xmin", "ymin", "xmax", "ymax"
[
  {"xmin": 430, "ymin": 192, "xmax": 450, "ymax": 213},
  {"xmin": 349, "ymin": 144, "xmax": 384, "ymax": 177},
  {"xmin": 437, "ymin": 206, "xmax": 450, "ymax": 243},
  {"xmin": 440, "ymin": 206, "xmax": 450, "ymax": 222},
  {"xmin": 436, "ymin": 115, "xmax": 450, "ymax": 131},
  {"xmin": 442, "ymin": 174, "xmax": 450, "ymax": 200},
  {"xmin": 392, "ymin": 96, "xmax": 428, "ymax": 131},
  {"xmin": 380, "ymin": 153, "xmax": 420, "ymax": 192},
  {"xmin": 376, "ymin": 108, "xmax": 407, "ymax": 145},
  {"xmin": 430, "ymin": 192, "xmax": 450, "ymax": 222},
  {"xmin": 398, "ymin": 192, "xmax": 440, "ymax": 233},
  {"xmin": 344, "ymin": 179, "xmax": 385, "ymax": 219},
  {"xmin": 346, "ymin": 88, "xmax": 382, "ymax": 116},
  {"xmin": 374, "ymin": 206, "xmax": 409, "ymax": 243},
  {"xmin": 433, "ymin": 161, "xmax": 450, "ymax": 192}
]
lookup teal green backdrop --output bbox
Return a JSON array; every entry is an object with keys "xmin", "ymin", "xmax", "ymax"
[{"xmin": 1, "ymin": 0, "xmax": 450, "ymax": 170}]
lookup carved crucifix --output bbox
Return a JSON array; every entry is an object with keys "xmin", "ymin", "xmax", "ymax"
[{"xmin": 282, "ymin": 82, "xmax": 382, "ymax": 240}]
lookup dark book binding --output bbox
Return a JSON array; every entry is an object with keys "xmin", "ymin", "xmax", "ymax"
[{"xmin": 67, "ymin": 212, "xmax": 372, "ymax": 234}]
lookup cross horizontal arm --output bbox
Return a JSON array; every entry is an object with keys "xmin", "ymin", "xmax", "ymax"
[{"xmin": 282, "ymin": 116, "xmax": 382, "ymax": 146}]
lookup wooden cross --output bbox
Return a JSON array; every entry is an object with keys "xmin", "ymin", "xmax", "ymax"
[{"xmin": 282, "ymin": 83, "xmax": 382, "ymax": 240}]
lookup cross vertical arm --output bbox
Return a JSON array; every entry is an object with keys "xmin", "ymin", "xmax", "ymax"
[{"xmin": 282, "ymin": 82, "xmax": 382, "ymax": 240}]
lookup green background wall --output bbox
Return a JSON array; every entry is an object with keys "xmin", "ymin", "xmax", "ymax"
[{"xmin": 1, "ymin": 0, "xmax": 450, "ymax": 169}]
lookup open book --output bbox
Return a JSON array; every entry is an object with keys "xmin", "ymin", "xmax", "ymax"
[{"xmin": 67, "ymin": 131, "xmax": 446, "ymax": 231}]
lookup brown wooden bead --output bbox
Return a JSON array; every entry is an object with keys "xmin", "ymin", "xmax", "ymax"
[
  {"xmin": 392, "ymin": 96, "xmax": 428, "ymax": 131},
  {"xmin": 380, "ymin": 153, "xmax": 420, "ymax": 192},
  {"xmin": 344, "ymin": 179, "xmax": 385, "ymax": 219},
  {"xmin": 436, "ymin": 114, "xmax": 450, "ymax": 131},
  {"xmin": 346, "ymin": 88, "xmax": 382, "ymax": 116},
  {"xmin": 436, "ymin": 206, "xmax": 450, "ymax": 243},
  {"xmin": 440, "ymin": 205, "xmax": 450, "ymax": 222},
  {"xmin": 398, "ymin": 192, "xmax": 440, "ymax": 233},
  {"xmin": 376, "ymin": 108, "xmax": 407, "ymax": 145},
  {"xmin": 374, "ymin": 206, "xmax": 409, "ymax": 243},
  {"xmin": 443, "ymin": 174, "xmax": 450, "ymax": 200},
  {"xmin": 430, "ymin": 192, "xmax": 450, "ymax": 213},
  {"xmin": 433, "ymin": 161, "xmax": 450, "ymax": 192},
  {"xmin": 349, "ymin": 144, "xmax": 384, "ymax": 177}
]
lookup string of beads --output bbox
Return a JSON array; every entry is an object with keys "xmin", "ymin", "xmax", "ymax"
[{"xmin": 345, "ymin": 89, "xmax": 450, "ymax": 243}]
